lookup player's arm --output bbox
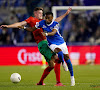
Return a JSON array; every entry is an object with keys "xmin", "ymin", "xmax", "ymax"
[
  {"xmin": 55, "ymin": 7, "xmax": 72, "ymax": 22},
  {"xmin": 42, "ymin": 29, "xmax": 57, "ymax": 36},
  {"xmin": 18, "ymin": 20, "xmax": 43, "ymax": 32},
  {"xmin": 18, "ymin": 26, "xmax": 37, "ymax": 32},
  {"xmin": 47, "ymin": 29, "xmax": 57, "ymax": 36},
  {"xmin": 0, "ymin": 21, "xmax": 27, "ymax": 29}
]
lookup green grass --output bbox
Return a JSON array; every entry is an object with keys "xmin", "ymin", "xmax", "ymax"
[{"xmin": 0, "ymin": 65, "xmax": 100, "ymax": 90}]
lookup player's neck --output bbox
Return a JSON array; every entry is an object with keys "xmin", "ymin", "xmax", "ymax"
[{"xmin": 46, "ymin": 20, "xmax": 54, "ymax": 26}]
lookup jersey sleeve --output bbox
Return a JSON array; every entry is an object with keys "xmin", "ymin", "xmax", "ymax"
[
  {"xmin": 53, "ymin": 22, "xmax": 59, "ymax": 31},
  {"xmin": 35, "ymin": 20, "xmax": 44, "ymax": 28}
]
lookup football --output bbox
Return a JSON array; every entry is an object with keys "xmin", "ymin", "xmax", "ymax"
[{"xmin": 10, "ymin": 73, "xmax": 21, "ymax": 83}]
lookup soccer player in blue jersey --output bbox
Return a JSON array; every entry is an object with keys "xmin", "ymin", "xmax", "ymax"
[
  {"xmin": 19, "ymin": 11, "xmax": 75, "ymax": 86},
  {"xmin": 37, "ymin": 12, "xmax": 75, "ymax": 86}
]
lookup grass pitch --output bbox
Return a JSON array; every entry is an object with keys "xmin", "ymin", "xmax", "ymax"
[{"xmin": 0, "ymin": 65, "xmax": 100, "ymax": 90}]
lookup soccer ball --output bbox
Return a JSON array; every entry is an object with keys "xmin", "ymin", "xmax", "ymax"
[{"xmin": 10, "ymin": 73, "xmax": 21, "ymax": 83}]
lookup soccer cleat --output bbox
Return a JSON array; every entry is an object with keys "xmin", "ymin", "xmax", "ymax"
[
  {"xmin": 71, "ymin": 77, "xmax": 75, "ymax": 86},
  {"xmin": 62, "ymin": 61, "xmax": 68, "ymax": 71},
  {"xmin": 54, "ymin": 83, "xmax": 65, "ymax": 86},
  {"xmin": 36, "ymin": 83, "xmax": 45, "ymax": 85}
]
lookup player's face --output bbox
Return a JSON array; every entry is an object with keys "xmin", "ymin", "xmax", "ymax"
[
  {"xmin": 45, "ymin": 15, "xmax": 53, "ymax": 24},
  {"xmin": 34, "ymin": 10, "xmax": 43, "ymax": 19}
]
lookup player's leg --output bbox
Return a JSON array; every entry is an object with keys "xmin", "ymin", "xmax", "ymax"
[
  {"xmin": 37, "ymin": 58, "xmax": 54, "ymax": 85},
  {"xmin": 37, "ymin": 56, "xmax": 64, "ymax": 86},
  {"xmin": 54, "ymin": 63, "xmax": 60, "ymax": 83},
  {"xmin": 37, "ymin": 41, "xmax": 63, "ymax": 85},
  {"xmin": 37, "ymin": 55, "xmax": 65, "ymax": 86},
  {"xmin": 37, "ymin": 41, "xmax": 54, "ymax": 85},
  {"xmin": 54, "ymin": 58, "xmax": 65, "ymax": 86},
  {"xmin": 50, "ymin": 44, "xmax": 68, "ymax": 71},
  {"xmin": 60, "ymin": 42, "xmax": 75, "ymax": 86},
  {"xmin": 54, "ymin": 58, "xmax": 61, "ymax": 84},
  {"xmin": 64, "ymin": 54, "xmax": 75, "ymax": 86},
  {"xmin": 54, "ymin": 48, "xmax": 65, "ymax": 63},
  {"xmin": 37, "ymin": 66, "xmax": 54, "ymax": 85}
]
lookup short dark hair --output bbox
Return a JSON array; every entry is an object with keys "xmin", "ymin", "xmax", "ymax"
[
  {"xmin": 34, "ymin": 7, "xmax": 43, "ymax": 11},
  {"xmin": 45, "ymin": 12, "xmax": 53, "ymax": 16}
]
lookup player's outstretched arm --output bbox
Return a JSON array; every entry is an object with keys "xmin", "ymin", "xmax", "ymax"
[
  {"xmin": 0, "ymin": 21, "xmax": 27, "ymax": 29},
  {"xmin": 42, "ymin": 29, "xmax": 57, "ymax": 36},
  {"xmin": 55, "ymin": 7, "xmax": 72, "ymax": 22},
  {"xmin": 18, "ymin": 26, "xmax": 37, "ymax": 32}
]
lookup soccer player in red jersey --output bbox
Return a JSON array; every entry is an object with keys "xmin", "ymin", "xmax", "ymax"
[{"xmin": 0, "ymin": 7, "xmax": 72, "ymax": 86}]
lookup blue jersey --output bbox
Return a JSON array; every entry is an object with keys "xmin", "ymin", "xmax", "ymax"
[{"xmin": 35, "ymin": 20, "xmax": 65, "ymax": 45}]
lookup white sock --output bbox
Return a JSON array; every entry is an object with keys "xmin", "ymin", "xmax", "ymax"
[{"xmin": 71, "ymin": 76, "xmax": 74, "ymax": 80}]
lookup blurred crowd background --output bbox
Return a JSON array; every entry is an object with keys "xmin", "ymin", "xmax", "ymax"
[{"xmin": 0, "ymin": 0, "xmax": 100, "ymax": 45}]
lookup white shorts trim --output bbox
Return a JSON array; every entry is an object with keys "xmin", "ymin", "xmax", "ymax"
[{"xmin": 49, "ymin": 42, "xmax": 69, "ymax": 54}]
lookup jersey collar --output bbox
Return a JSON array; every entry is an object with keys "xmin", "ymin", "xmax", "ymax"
[{"xmin": 46, "ymin": 19, "xmax": 54, "ymax": 26}]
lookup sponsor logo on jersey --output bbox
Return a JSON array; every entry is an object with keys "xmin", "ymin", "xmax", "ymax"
[{"xmin": 43, "ymin": 25, "xmax": 47, "ymax": 28}]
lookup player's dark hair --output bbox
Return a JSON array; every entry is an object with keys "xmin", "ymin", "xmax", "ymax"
[
  {"xmin": 34, "ymin": 7, "xmax": 43, "ymax": 11},
  {"xmin": 45, "ymin": 12, "xmax": 53, "ymax": 16}
]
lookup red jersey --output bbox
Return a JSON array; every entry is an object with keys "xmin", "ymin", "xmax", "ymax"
[{"xmin": 25, "ymin": 16, "xmax": 46, "ymax": 44}]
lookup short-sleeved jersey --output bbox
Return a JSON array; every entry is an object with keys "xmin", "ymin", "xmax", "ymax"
[
  {"xmin": 35, "ymin": 20, "xmax": 65, "ymax": 45},
  {"xmin": 25, "ymin": 16, "xmax": 46, "ymax": 44}
]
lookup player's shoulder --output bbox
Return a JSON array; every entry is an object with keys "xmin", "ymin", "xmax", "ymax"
[
  {"xmin": 28, "ymin": 16, "xmax": 34, "ymax": 19},
  {"xmin": 41, "ymin": 20, "xmax": 45, "ymax": 22},
  {"xmin": 53, "ymin": 21, "xmax": 59, "ymax": 26},
  {"xmin": 26, "ymin": 16, "xmax": 34, "ymax": 21},
  {"xmin": 29, "ymin": 16, "xmax": 40, "ymax": 20},
  {"xmin": 39, "ymin": 20, "xmax": 45, "ymax": 24},
  {"xmin": 53, "ymin": 20, "xmax": 59, "ymax": 24}
]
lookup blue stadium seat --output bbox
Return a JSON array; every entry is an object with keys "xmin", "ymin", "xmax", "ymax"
[
  {"xmin": 4, "ymin": 1, "xmax": 8, "ymax": 7},
  {"xmin": 0, "ymin": 28, "xmax": 2, "ymax": 35},
  {"xmin": 14, "ymin": 0, "xmax": 26, "ymax": 7}
]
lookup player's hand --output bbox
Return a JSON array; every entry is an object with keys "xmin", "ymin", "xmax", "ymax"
[
  {"xmin": 18, "ymin": 26, "xmax": 24, "ymax": 29},
  {"xmin": 0, "ymin": 25, "xmax": 8, "ymax": 29},
  {"xmin": 41, "ymin": 32, "xmax": 46, "ymax": 36},
  {"xmin": 67, "ymin": 7, "xmax": 72, "ymax": 14}
]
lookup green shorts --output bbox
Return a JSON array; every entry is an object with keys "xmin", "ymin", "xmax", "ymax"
[{"xmin": 38, "ymin": 40, "xmax": 56, "ymax": 63}]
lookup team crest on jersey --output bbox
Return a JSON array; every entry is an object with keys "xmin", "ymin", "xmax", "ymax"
[
  {"xmin": 36, "ymin": 22, "xmax": 39, "ymax": 27},
  {"xmin": 50, "ymin": 27, "xmax": 53, "ymax": 30},
  {"xmin": 43, "ymin": 25, "xmax": 47, "ymax": 28}
]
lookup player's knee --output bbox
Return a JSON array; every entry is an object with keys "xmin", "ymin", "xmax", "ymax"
[
  {"xmin": 53, "ymin": 54, "xmax": 58, "ymax": 60},
  {"xmin": 54, "ymin": 48, "xmax": 62, "ymax": 53},
  {"xmin": 64, "ymin": 54, "xmax": 69, "ymax": 61},
  {"xmin": 49, "ymin": 60, "xmax": 55, "ymax": 67},
  {"xmin": 49, "ymin": 64, "xmax": 54, "ymax": 67}
]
